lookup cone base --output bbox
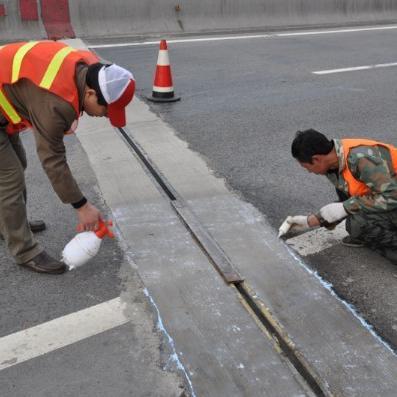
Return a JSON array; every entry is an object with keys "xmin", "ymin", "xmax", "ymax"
[{"xmin": 147, "ymin": 95, "xmax": 181, "ymax": 103}]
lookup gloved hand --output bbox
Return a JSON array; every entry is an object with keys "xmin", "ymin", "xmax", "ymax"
[
  {"xmin": 319, "ymin": 202, "xmax": 348, "ymax": 223},
  {"xmin": 278, "ymin": 215, "xmax": 309, "ymax": 237}
]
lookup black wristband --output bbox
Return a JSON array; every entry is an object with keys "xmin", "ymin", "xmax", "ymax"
[{"xmin": 72, "ymin": 197, "xmax": 87, "ymax": 209}]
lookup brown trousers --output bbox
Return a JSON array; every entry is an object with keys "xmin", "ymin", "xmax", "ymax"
[{"xmin": 0, "ymin": 128, "xmax": 42, "ymax": 263}]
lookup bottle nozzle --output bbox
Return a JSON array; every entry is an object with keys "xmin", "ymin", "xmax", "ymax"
[{"xmin": 95, "ymin": 220, "xmax": 114, "ymax": 239}]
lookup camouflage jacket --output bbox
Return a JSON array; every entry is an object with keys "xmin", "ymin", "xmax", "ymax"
[{"xmin": 326, "ymin": 139, "xmax": 397, "ymax": 214}]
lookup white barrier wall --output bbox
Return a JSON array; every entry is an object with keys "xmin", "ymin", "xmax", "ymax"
[
  {"xmin": 69, "ymin": 0, "xmax": 397, "ymax": 38},
  {"xmin": 1, "ymin": 0, "xmax": 397, "ymax": 42},
  {"xmin": 0, "ymin": 0, "xmax": 46, "ymax": 41}
]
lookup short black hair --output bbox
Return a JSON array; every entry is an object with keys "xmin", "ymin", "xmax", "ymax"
[
  {"xmin": 86, "ymin": 63, "xmax": 107, "ymax": 106},
  {"xmin": 291, "ymin": 129, "xmax": 334, "ymax": 163}
]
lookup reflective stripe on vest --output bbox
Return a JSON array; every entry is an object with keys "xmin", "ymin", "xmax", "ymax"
[
  {"xmin": 40, "ymin": 46, "xmax": 74, "ymax": 89},
  {"xmin": 12, "ymin": 41, "xmax": 39, "ymax": 83},
  {"xmin": 0, "ymin": 43, "xmax": 41, "ymax": 125},
  {"xmin": 0, "ymin": 42, "xmax": 76, "ymax": 128},
  {"xmin": 341, "ymin": 138, "xmax": 397, "ymax": 197},
  {"xmin": 0, "ymin": 89, "xmax": 22, "ymax": 124},
  {"xmin": 0, "ymin": 41, "xmax": 99, "ymax": 134}
]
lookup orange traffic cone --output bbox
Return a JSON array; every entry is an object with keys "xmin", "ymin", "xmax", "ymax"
[{"xmin": 147, "ymin": 40, "xmax": 180, "ymax": 102}]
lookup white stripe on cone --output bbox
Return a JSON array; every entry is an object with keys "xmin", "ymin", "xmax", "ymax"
[
  {"xmin": 157, "ymin": 50, "xmax": 170, "ymax": 66},
  {"xmin": 153, "ymin": 85, "xmax": 174, "ymax": 92}
]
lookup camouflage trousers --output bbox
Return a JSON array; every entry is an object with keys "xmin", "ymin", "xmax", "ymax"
[{"xmin": 346, "ymin": 211, "xmax": 397, "ymax": 265}]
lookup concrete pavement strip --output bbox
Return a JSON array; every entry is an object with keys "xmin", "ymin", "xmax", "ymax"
[
  {"xmin": 75, "ymin": 97, "xmax": 397, "ymax": 395},
  {"xmin": 77, "ymin": 113, "xmax": 313, "ymax": 397}
]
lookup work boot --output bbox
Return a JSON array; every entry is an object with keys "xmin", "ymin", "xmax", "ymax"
[
  {"xmin": 19, "ymin": 251, "xmax": 67, "ymax": 274},
  {"xmin": 29, "ymin": 220, "xmax": 46, "ymax": 233},
  {"xmin": 341, "ymin": 236, "xmax": 365, "ymax": 248},
  {"xmin": 0, "ymin": 220, "xmax": 46, "ymax": 240}
]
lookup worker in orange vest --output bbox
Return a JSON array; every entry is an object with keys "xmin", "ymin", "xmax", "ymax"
[
  {"xmin": 279, "ymin": 129, "xmax": 397, "ymax": 265},
  {"xmin": 0, "ymin": 41, "xmax": 135, "ymax": 274}
]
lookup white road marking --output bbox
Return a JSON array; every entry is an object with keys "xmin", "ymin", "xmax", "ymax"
[
  {"xmin": 89, "ymin": 24, "xmax": 397, "ymax": 49},
  {"xmin": 277, "ymin": 24, "xmax": 397, "ymax": 36},
  {"xmin": 89, "ymin": 34, "xmax": 271, "ymax": 48},
  {"xmin": 286, "ymin": 221, "xmax": 348, "ymax": 256},
  {"xmin": 0, "ymin": 297, "xmax": 129, "ymax": 371},
  {"xmin": 313, "ymin": 62, "xmax": 397, "ymax": 75}
]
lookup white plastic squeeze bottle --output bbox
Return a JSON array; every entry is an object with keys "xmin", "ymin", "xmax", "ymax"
[{"xmin": 62, "ymin": 220, "xmax": 114, "ymax": 270}]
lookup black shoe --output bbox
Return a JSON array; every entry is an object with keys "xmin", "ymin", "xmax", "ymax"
[
  {"xmin": 19, "ymin": 251, "xmax": 67, "ymax": 274},
  {"xmin": 0, "ymin": 220, "xmax": 46, "ymax": 240},
  {"xmin": 29, "ymin": 220, "xmax": 46, "ymax": 233},
  {"xmin": 341, "ymin": 236, "xmax": 365, "ymax": 248}
]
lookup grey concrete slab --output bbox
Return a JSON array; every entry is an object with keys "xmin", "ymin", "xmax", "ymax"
[
  {"xmin": 76, "ymin": 115, "xmax": 311, "ymax": 397},
  {"xmin": 117, "ymin": 97, "xmax": 397, "ymax": 396}
]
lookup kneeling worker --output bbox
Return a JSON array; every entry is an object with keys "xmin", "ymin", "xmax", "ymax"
[
  {"xmin": 0, "ymin": 41, "xmax": 135, "ymax": 274},
  {"xmin": 279, "ymin": 129, "xmax": 397, "ymax": 265}
]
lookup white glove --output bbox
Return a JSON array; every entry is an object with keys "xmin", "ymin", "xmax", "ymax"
[
  {"xmin": 278, "ymin": 215, "xmax": 309, "ymax": 237},
  {"xmin": 319, "ymin": 202, "xmax": 348, "ymax": 223}
]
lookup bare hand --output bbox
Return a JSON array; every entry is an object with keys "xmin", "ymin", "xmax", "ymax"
[{"xmin": 76, "ymin": 202, "xmax": 102, "ymax": 232}]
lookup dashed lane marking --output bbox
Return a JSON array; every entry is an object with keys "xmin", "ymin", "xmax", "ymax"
[
  {"xmin": 313, "ymin": 62, "xmax": 397, "ymax": 75},
  {"xmin": 285, "ymin": 221, "xmax": 348, "ymax": 256},
  {"xmin": 277, "ymin": 24, "xmax": 397, "ymax": 36},
  {"xmin": 0, "ymin": 297, "xmax": 128, "ymax": 371}
]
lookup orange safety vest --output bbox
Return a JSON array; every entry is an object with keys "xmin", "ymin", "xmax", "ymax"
[
  {"xmin": 341, "ymin": 138, "xmax": 397, "ymax": 196},
  {"xmin": 0, "ymin": 41, "xmax": 99, "ymax": 135}
]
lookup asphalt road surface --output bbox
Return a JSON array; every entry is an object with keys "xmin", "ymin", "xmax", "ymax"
[
  {"xmin": 92, "ymin": 25, "xmax": 397, "ymax": 350},
  {"xmin": 0, "ymin": 133, "xmax": 184, "ymax": 396}
]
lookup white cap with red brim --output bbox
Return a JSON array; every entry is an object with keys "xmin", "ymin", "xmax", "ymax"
[{"xmin": 98, "ymin": 64, "xmax": 135, "ymax": 127}]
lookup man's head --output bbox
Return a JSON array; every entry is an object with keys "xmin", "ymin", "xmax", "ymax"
[
  {"xmin": 291, "ymin": 129, "xmax": 336, "ymax": 175},
  {"xmin": 84, "ymin": 63, "xmax": 135, "ymax": 127}
]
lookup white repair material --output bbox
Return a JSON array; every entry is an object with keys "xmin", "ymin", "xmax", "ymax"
[{"xmin": 62, "ymin": 232, "xmax": 102, "ymax": 270}]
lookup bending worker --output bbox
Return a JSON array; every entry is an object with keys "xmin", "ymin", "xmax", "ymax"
[
  {"xmin": 0, "ymin": 40, "xmax": 135, "ymax": 274},
  {"xmin": 279, "ymin": 129, "xmax": 397, "ymax": 265}
]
